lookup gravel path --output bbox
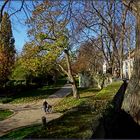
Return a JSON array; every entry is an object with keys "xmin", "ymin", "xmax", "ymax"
[{"xmin": 0, "ymin": 84, "xmax": 72, "ymax": 136}]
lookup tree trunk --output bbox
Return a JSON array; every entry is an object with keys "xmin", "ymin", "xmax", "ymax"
[
  {"xmin": 71, "ymin": 80, "xmax": 79, "ymax": 98},
  {"xmin": 120, "ymin": 29, "xmax": 124, "ymax": 79},
  {"xmin": 120, "ymin": 60, "xmax": 123, "ymax": 79},
  {"xmin": 64, "ymin": 49, "xmax": 79, "ymax": 99},
  {"xmin": 121, "ymin": 3, "xmax": 140, "ymax": 125}
]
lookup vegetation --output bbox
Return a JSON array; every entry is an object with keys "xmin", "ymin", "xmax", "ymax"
[
  {"xmin": 0, "ymin": 78, "xmax": 66, "ymax": 104},
  {"xmin": 25, "ymin": 2, "xmax": 79, "ymax": 98},
  {"xmin": 1, "ymin": 82, "xmax": 122, "ymax": 139},
  {"xmin": 1, "ymin": 124, "xmax": 41, "ymax": 140},
  {"xmin": 0, "ymin": 12, "xmax": 15, "ymax": 86},
  {"xmin": 0, "ymin": 109, "xmax": 13, "ymax": 121},
  {"xmin": 0, "ymin": 98, "xmax": 13, "ymax": 104}
]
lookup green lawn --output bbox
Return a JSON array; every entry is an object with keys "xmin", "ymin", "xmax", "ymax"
[
  {"xmin": 1, "ymin": 124, "xmax": 41, "ymax": 140},
  {"xmin": 0, "ymin": 109, "xmax": 13, "ymax": 121},
  {"xmin": 10, "ymin": 86, "xmax": 61, "ymax": 104},
  {"xmin": 1, "ymin": 81, "xmax": 122, "ymax": 139},
  {"xmin": 0, "ymin": 79, "xmax": 66, "ymax": 104}
]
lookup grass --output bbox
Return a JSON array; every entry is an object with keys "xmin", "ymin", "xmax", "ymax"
[
  {"xmin": 1, "ymin": 81, "xmax": 122, "ymax": 139},
  {"xmin": 0, "ymin": 109, "xmax": 13, "ymax": 121},
  {"xmin": 0, "ymin": 78, "xmax": 66, "ymax": 104},
  {"xmin": 28, "ymin": 106, "xmax": 95, "ymax": 139},
  {"xmin": 54, "ymin": 87, "xmax": 100, "ymax": 113},
  {"xmin": 10, "ymin": 86, "xmax": 60, "ymax": 103},
  {"xmin": 1, "ymin": 124, "xmax": 41, "ymax": 140},
  {"xmin": 95, "ymin": 81, "xmax": 123, "ymax": 100}
]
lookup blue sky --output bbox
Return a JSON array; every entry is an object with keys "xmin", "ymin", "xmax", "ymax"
[
  {"xmin": 10, "ymin": 1, "xmax": 33, "ymax": 53},
  {"xmin": 11, "ymin": 17, "xmax": 29, "ymax": 53}
]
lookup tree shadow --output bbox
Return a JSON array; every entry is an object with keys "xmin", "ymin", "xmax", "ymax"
[
  {"xmin": 13, "ymin": 87, "xmax": 59, "ymax": 99},
  {"xmin": 80, "ymin": 95, "xmax": 95, "ymax": 99},
  {"xmin": 92, "ymin": 80, "xmax": 140, "ymax": 139},
  {"xmin": 78, "ymin": 87, "xmax": 100, "ymax": 92},
  {"xmin": 112, "ymin": 79, "xmax": 128, "ymax": 112}
]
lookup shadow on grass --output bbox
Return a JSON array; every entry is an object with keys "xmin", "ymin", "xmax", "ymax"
[
  {"xmin": 26, "ymin": 105, "xmax": 94, "ymax": 139},
  {"xmin": 1, "ymin": 104, "xmax": 94, "ymax": 139},
  {"xmin": 92, "ymin": 80, "xmax": 140, "ymax": 139},
  {"xmin": 80, "ymin": 95, "xmax": 95, "ymax": 99},
  {"xmin": 78, "ymin": 87, "xmax": 100, "ymax": 93},
  {"xmin": 13, "ymin": 87, "xmax": 59, "ymax": 99},
  {"xmin": 13, "ymin": 78, "xmax": 67, "ymax": 99},
  {"xmin": 1, "ymin": 79, "xmax": 67, "ymax": 103},
  {"xmin": 1, "ymin": 124, "xmax": 41, "ymax": 140}
]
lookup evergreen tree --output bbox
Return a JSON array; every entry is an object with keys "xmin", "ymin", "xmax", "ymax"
[{"xmin": 0, "ymin": 12, "xmax": 15, "ymax": 86}]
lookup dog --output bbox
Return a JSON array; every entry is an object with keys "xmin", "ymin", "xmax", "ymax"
[{"xmin": 47, "ymin": 104, "xmax": 53, "ymax": 113}]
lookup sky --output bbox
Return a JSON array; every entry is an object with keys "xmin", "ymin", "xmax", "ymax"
[
  {"xmin": 10, "ymin": 1, "xmax": 34, "ymax": 53},
  {"xmin": 11, "ymin": 16, "xmax": 29, "ymax": 53}
]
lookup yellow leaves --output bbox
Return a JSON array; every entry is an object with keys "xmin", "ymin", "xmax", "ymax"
[
  {"xmin": 21, "ymin": 57, "xmax": 40, "ymax": 73},
  {"xmin": 23, "ymin": 1, "xmax": 70, "ymax": 76}
]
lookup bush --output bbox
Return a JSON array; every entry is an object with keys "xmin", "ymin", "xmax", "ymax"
[
  {"xmin": 7, "ymin": 80, "xmax": 16, "ymax": 85},
  {"xmin": 1, "ymin": 98, "xmax": 13, "ymax": 104}
]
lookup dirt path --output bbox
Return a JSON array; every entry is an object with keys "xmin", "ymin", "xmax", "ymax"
[{"xmin": 0, "ymin": 84, "xmax": 72, "ymax": 137}]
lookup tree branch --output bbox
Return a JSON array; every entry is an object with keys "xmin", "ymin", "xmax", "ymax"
[
  {"xmin": 9, "ymin": 0, "xmax": 25, "ymax": 18},
  {"xmin": 122, "ymin": 0, "xmax": 137, "ymax": 16},
  {"xmin": 58, "ymin": 64, "xmax": 69, "ymax": 76},
  {"xmin": 0, "ymin": 0, "xmax": 10, "ymax": 23}
]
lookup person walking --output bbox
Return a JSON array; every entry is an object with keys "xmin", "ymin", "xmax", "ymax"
[{"xmin": 43, "ymin": 100, "xmax": 48, "ymax": 114}]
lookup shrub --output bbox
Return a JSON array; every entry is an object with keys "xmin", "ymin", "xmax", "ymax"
[
  {"xmin": 1, "ymin": 98, "xmax": 13, "ymax": 104},
  {"xmin": 5, "ymin": 80, "xmax": 15, "ymax": 87}
]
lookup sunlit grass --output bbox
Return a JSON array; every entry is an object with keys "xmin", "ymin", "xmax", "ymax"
[
  {"xmin": 54, "ymin": 88, "xmax": 99, "ymax": 112},
  {"xmin": 95, "ymin": 81, "xmax": 123, "ymax": 100}
]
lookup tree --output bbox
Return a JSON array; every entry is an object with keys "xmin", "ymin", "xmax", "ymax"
[
  {"xmin": 17, "ymin": 41, "xmax": 58, "ymax": 84},
  {"xmin": 121, "ymin": 1, "xmax": 140, "ymax": 125},
  {"xmin": 70, "ymin": 0, "xmax": 135, "ymax": 78},
  {"xmin": 0, "ymin": 12, "xmax": 15, "ymax": 86},
  {"xmin": 72, "ymin": 39, "xmax": 105, "ymax": 89},
  {"xmin": 26, "ymin": 1, "xmax": 79, "ymax": 98},
  {"xmin": 74, "ymin": 39, "xmax": 103, "ymax": 74}
]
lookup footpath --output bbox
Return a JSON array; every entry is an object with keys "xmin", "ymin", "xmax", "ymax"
[{"xmin": 0, "ymin": 84, "xmax": 72, "ymax": 137}]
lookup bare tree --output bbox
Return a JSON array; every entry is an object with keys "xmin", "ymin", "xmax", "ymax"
[
  {"xmin": 70, "ymin": 0, "xmax": 132, "ymax": 77},
  {"xmin": 74, "ymin": 39, "xmax": 103, "ymax": 74}
]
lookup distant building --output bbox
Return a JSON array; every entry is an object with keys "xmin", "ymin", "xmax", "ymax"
[
  {"xmin": 102, "ymin": 50, "xmax": 135, "ymax": 79},
  {"xmin": 122, "ymin": 50, "xmax": 134, "ymax": 79},
  {"xmin": 103, "ymin": 61, "xmax": 107, "ymax": 74}
]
